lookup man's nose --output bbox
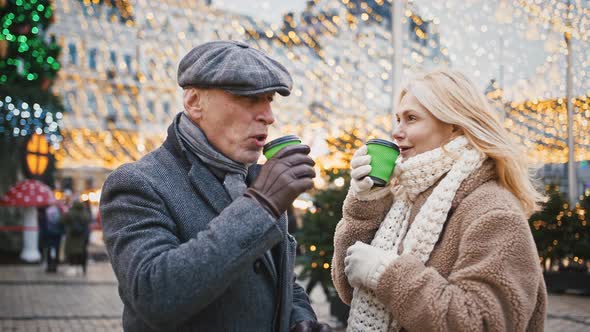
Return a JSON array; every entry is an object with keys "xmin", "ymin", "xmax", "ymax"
[{"xmin": 256, "ymin": 102, "xmax": 275, "ymax": 125}]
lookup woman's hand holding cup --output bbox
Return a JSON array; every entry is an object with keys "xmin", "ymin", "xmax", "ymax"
[
  {"xmin": 350, "ymin": 145, "xmax": 374, "ymax": 195},
  {"xmin": 349, "ymin": 139, "xmax": 400, "ymax": 200}
]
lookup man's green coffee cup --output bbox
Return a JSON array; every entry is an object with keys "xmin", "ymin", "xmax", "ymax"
[
  {"xmin": 366, "ymin": 139, "xmax": 400, "ymax": 187},
  {"xmin": 263, "ymin": 135, "xmax": 302, "ymax": 159}
]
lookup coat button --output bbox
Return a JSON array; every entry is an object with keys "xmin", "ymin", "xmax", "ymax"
[{"xmin": 253, "ymin": 259, "xmax": 263, "ymax": 273}]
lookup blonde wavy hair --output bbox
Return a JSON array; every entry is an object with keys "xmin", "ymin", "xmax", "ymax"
[{"xmin": 397, "ymin": 69, "xmax": 544, "ymax": 215}]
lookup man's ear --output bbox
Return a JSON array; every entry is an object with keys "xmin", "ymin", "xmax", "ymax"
[{"xmin": 183, "ymin": 88, "xmax": 204, "ymax": 121}]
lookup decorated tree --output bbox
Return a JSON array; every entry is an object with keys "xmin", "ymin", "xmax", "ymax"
[
  {"xmin": 295, "ymin": 128, "xmax": 366, "ymax": 323},
  {"xmin": 296, "ymin": 126, "xmax": 366, "ymax": 290},
  {"xmin": 297, "ymin": 169, "xmax": 350, "ymax": 298},
  {"xmin": 0, "ymin": 0, "xmax": 62, "ymax": 252},
  {"xmin": 529, "ymin": 185, "xmax": 590, "ymax": 272},
  {"xmin": 572, "ymin": 189, "xmax": 590, "ymax": 265},
  {"xmin": 0, "ymin": 0, "xmax": 63, "ymax": 182}
]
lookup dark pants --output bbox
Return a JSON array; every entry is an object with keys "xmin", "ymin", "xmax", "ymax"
[{"xmin": 45, "ymin": 236, "xmax": 61, "ymax": 273}]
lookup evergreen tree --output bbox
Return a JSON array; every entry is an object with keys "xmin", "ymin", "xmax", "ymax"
[
  {"xmin": 529, "ymin": 185, "xmax": 589, "ymax": 272},
  {"xmin": 296, "ymin": 127, "xmax": 365, "ymax": 294},
  {"xmin": 296, "ymin": 169, "xmax": 350, "ymax": 298},
  {"xmin": 0, "ymin": 0, "xmax": 62, "ymax": 252},
  {"xmin": 0, "ymin": 0, "xmax": 63, "ymax": 139},
  {"xmin": 572, "ymin": 189, "xmax": 590, "ymax": 266},
  {"xmin": 295, "ymin": 129, "xmax": 366, "ymax": 322}
]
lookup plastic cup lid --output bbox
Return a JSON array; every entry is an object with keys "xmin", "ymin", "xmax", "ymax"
[
  {"xmin": 366, "ymin": 138, "xmax": 400, "ymax": 152},
  {"xmin": 263, "ymin": 135, "xmax": 301, "ymax": 153}
]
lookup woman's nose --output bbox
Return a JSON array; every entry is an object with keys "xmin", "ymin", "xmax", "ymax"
[{"xmin": 392, "ymin": 124, "xmax": 404, "ymax": 142}]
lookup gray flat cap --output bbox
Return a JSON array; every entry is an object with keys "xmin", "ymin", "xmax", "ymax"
[{"xmin": 177, "ymin": 40, "xmax": 293, "ymax": 96}]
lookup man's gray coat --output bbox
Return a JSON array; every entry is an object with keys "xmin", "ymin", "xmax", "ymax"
[{"xmin": 99, "ymin": 115, "xmax": 316, "ymax": 331}]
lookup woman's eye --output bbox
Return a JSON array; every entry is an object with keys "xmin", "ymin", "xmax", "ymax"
[{"xmin": 408, "ymin": 115, "xmax": 417, "ymax": 121}]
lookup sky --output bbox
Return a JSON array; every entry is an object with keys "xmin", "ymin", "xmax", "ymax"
[
  {"xmin": 211, "ymin": 0, "xmax": 587, "ymax": 100},
  {"xmin": 213, "ymin": 0, "xmax": 307, "ymax": 24}
]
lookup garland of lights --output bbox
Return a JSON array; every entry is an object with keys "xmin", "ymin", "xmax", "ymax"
[
  {"xmin": 28, "ymin": 0, "xmax": 589, "ymax": 169},
  {"xmin": 0, "ymin": 95, "xmax": 62, "ymax": 144}
]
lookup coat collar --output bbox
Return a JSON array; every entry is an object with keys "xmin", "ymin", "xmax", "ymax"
[
  {"xmin": 162, "ymin": 114, "xmax": 226, "ymax": 213},
  {"xmin": 450, "ymin": 158, "xmax": 497, "ymax": 211},
  {"xmin": 408, "ymin": 158, "xmax": 498, "ymax": 223}
]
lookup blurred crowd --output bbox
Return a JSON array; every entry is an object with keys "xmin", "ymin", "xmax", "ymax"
[{"xmin": 38, "ymin": 190, "xmax": 96, "ymax": 275}]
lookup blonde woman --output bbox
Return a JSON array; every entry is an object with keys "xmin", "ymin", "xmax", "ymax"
[{"xmin": 331, "ymin": 69, "xmax": 547, "ymax": 331}]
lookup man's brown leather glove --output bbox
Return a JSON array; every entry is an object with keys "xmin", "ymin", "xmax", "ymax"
[{"xmin": 245, "ymin": 144, "xmax": 315, "ymax": 218}]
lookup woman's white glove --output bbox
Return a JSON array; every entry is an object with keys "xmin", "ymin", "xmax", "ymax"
[
  {"xmin": 349, "ymin": 145, "xmax": 392, "ymax": 200},
  {"xmin": 344, "ymin": 241, "xmax": 397, "ymax": 289},
  {"xmin": 350, "ymin": 145, "xmax": 374, "ymax": 194}
]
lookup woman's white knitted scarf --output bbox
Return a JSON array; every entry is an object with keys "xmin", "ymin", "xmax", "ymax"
[{"xmin": 347, "ymin": 136, "xmax": 486, "ymax": 332}]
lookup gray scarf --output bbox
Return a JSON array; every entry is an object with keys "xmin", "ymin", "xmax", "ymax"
[{"xmin": 177, "ymin": 113, "xmax": 249, "ymax": 200}]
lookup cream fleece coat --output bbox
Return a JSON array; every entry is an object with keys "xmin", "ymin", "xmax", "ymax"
[{"xmin": 332, "ymin": 160, "xmax": 547, "ymax": 331}]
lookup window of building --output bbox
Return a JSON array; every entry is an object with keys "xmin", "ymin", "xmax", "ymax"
[
  {"xmin": 162, "ymin": 101, "xmax": 170, "ymax": 116},
  {"xmin": 124, "ymin": 54, "xmax": 132, "ymax": 72},
  {"xmin": 87, "ymin": 92, "xmax": 97, "ymax": 111},
  {"xmin": 109, "ymin": 51, "xmax": 117, "ymax": 67},
  {"xmin": 121, "ymin": 98, "xmax": 131, "ymax": 120},
  {"xmin": 88, "ymin": 48, "xmax": 97, "ymax": 70},
  {"xmin": 146, "ymin": 100, "xmax": 154, "ymax": 113},
  {"xmin": 148, "ymin": 59, "xmax": 157, "ymax": 80},
  {"xmin": 147, "ymin": 100, "xmax": 154, "ymax": 114},
  {"xmin": 106, "ymin": 96, "xmax": 116, "ymax": 117},
  {"xmin": 68, "ymin": 43, "xmax": 77, "ymax": 65},
  {"xmin": 107, "ymin": 5, "xmax": 119, "ymax": 23},
  {"xmin": 165, "ymin": 62, "xmax": 175, "ymax": 79},
  {"xmin": 65, "ymin": 92, "xmax": 75, "ymax": 112}
]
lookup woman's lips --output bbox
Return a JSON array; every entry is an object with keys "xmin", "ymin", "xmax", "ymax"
[{"xmin": 400, "ymin": 147, "xmax": 413, "ymax": 157}]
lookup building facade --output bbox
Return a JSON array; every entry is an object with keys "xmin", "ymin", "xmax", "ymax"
[{"xmin": 48, "ymin": 0, "xmax": 445, "ymax": 197}]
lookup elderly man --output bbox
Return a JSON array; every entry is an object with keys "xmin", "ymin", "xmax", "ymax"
[{"xmin": 100, "ymin": 41, "xmax": 331, "ymax": 331}]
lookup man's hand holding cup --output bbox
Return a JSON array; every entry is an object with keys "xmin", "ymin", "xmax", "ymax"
[{"xmin": 245, "ymin": 136, "xmax": 316, "ymax": 218}]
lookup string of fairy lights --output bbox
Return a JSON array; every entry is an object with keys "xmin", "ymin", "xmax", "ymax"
[
  {"xmin": 0, "ymin": 96, "xmax": 63, "ymax": 143},
  {"xmin": 412, "ymin": 0, "xmax": 590, "ymax": 163},
  {"xmin": 3, "ymin": 0, "xmax": 584, "ymax": 170}
]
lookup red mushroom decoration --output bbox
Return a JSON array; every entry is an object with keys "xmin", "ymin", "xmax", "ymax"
[{"xmin": 0, "ymin": 179, "xmax": 56, "ymax": 262}]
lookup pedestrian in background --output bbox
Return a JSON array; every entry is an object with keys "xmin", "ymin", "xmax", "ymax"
[
  {"xmin": 63, "ymin": 201, "xmax": 91, "ymax": 275},
  {"xmin": 332, "ymin": 69, "xmax": 547, "ymax": 331},
  {"xmin": 39, "ymin": 203, "xmax": 64, "ymax": 273}
]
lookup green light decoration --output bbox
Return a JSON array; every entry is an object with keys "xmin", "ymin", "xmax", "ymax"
[{"xmin": 0, "ymin": 0, "xmax": 63, "ymax": 144}]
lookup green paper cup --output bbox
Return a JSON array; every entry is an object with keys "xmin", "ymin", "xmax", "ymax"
[
  {"xmin": 263, "ymin": 135, "xmax": 302, "ymax": 159},
  {"xmin": 366, "ymin": 139, "xmax": 400, "ymax": 187}
]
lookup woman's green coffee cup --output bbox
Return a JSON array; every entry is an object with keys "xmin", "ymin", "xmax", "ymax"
[
  {"xmin": 263, "ymin": 135, "xmax": 302, "ymax": 159},
  {"xmin": 366, "ymin": 139, "xmax": 400, "ymax": 187}
]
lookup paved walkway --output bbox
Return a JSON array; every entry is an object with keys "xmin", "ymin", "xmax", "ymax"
[{"xmin": 0, "ymin": 262, "xmax": 589, "ymax": 331}]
